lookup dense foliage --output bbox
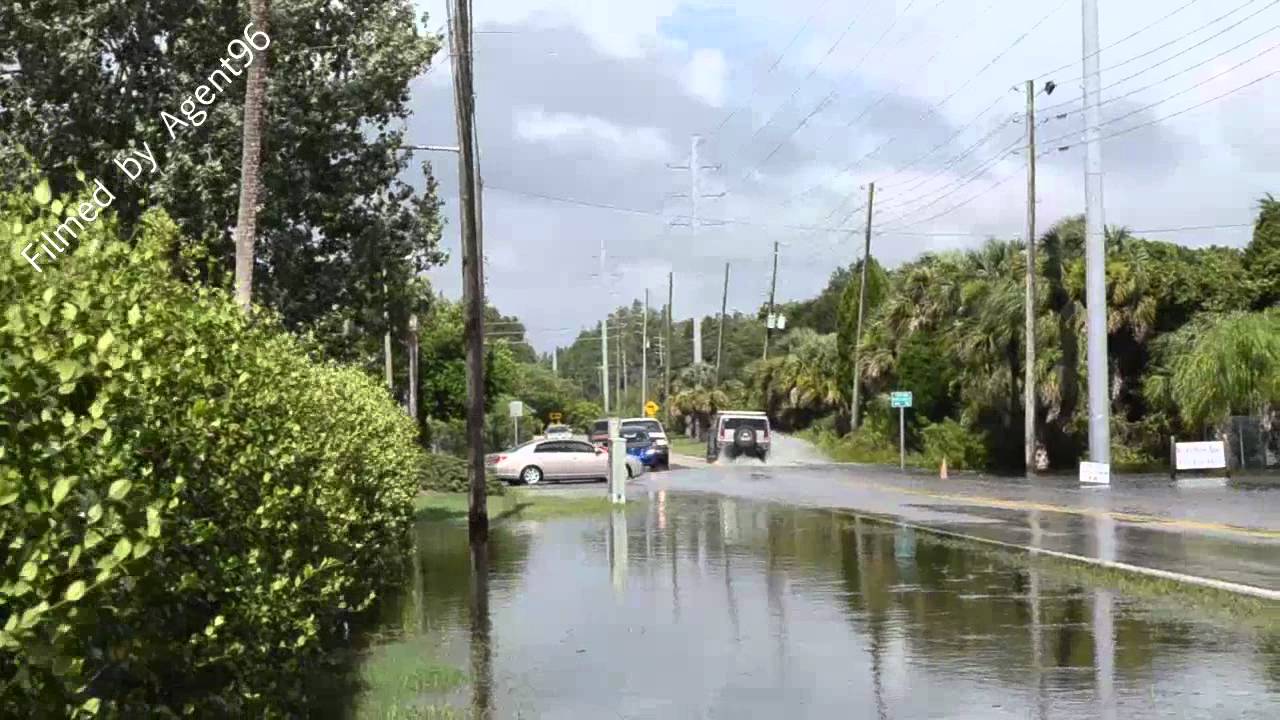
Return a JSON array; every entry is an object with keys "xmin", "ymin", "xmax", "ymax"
[
  {"xmin": 0, "ymin": 186, "xmax": 422, "ymax": 716},
  {"xmin": 418, "ymin": 454, "xmax": 504, "ymax": 495},
  {"xmin": 0, "ymin": 0, "xmax": 445, "ymax": 365}
]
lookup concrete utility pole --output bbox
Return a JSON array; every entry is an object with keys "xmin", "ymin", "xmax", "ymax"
[
  {"xmin": 617, "ymin": 319, "xmax": 624, "ymax": 408},
  {"xmin": 851, "ymin": 182, "xmax": 875, "ymax": 428},
  {"xmin": 382, "ymin": 268, "xmax": 393, "ymax": 391},
  {"xmin": 642, "ymin": 289, "xmax": 649, "ymax": 412},
  {"xmin": 1025, "ymin": 80, "xmax": 1038, "ymax": 475},
  {"xmin": 762, "ymin": 241, "xmax": 779, "ymax": 361},
  {"xmin": 600, "ymin": 237, "xmax": 610, "ymax": 415},
  {"xmin": 668, "ymin": 135, "xmax": 725, "ymax": 245},
  {"xmin": 408, "ymin": 314, "xmax": 420, "ymax": 421},
  {"xmin": 601, "ymin": 319, "xmax": 610, "ymax": 414},
  {"xmin": 665, "ymin": 271, "xmax": 673, "ymax": 427},
  {"xmin": 1082, "ymin": 0, "xmax": 1111, "ymax": 464},
  {"xmin": 446, "ymin": 0, "xmax": 487, "ymax": 541},
  {"xmin": 551, "ymin": 348, "xmax": 557, "ymax": 376},
  {"xmin": 715, "ymin": 262, "xmax": 729, "ymax": 383},
  {"xmin": 693, "ymin": 316, "xmax": 703, "ymax": 365}
]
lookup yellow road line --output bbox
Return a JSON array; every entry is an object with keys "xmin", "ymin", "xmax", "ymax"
[{"xmin": 861, "ymin": 481, "xmax": 1280, "ymax": 540}]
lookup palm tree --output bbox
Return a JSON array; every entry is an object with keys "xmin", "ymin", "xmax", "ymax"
[
  {"xmin": 1146, "ymin": 309, "xmax": 1280, "ymax": 432},
  {"xmin": 234, "ymin": 0, "xmax": 271, "ymax": 312}
]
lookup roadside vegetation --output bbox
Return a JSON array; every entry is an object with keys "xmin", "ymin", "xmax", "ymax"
[
  {"xmin": 0, "ymin": 188, "xmax": 424, "ymax": 715},
  {"xmin": 553, "ymin": 204, "xmax": 1280, "ymax": 474}
]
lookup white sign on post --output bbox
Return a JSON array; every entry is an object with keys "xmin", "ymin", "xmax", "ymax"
[
  {"xmin": 1079, "ymin": 461, "xmax": 1111, "ymax": 485},
  {"xmin": 1174, "ymin": 441, "xmax": 1227, "ymax": 470},
  {"xmin": 508, "ymin": 400, "xmax": 523, "ymax": 418}
]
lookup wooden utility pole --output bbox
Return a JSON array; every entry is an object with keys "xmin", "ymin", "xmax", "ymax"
[
  {"xmin": 762, "ymin": 242, "xmax": 779, "ymax": 360},
  {"xmin": 448, "ymin": 0, "xmax": 487, "ymax": 542},
  {"xmin": 408, "ymin": 314, "xmax": 420, "ymax": 421},
  {"xmin": 642, "ymin": 289, "xmax": 649, "ymax": 413},
  {"xmin": 665, "ymin": 272, "xmax": 673, "ymax": 427},
  {"xmin": 1024, "ymin": 79, "xmax": 1039, "ymax": 475},
  {"xmin": 851, "ymin": 182, "xmax": 875, "ymax": 429},
  {"xmin": 715, "ymin": 262, "xmax": 729, "ymax": 383}
]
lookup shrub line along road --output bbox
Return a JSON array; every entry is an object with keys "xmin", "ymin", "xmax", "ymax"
[{"xmin": 651, "ymin": 449, "xmax": 1280, "ymax": 600}]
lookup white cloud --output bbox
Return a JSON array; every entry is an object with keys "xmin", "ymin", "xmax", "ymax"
[
  {"xmin": 684, "ymin": 48, "xmax": 728, "ymax": 107},
  {"xmin": 513, "ymin": 106, "xmax": 677, "ymax": 162}
]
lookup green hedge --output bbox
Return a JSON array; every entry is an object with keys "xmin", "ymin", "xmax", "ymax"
[
  {"xmin": 419, "ymin": 452, "xmax": 505, "ymax": 495},
  {"xmin": 0, "ymin": 183, "xmax": 421, "ymax": 716}
]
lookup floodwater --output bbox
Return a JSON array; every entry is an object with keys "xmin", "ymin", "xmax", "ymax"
[{"xmin": 349, "ymin": 491, "xmax": 1280, "ymax": 719}]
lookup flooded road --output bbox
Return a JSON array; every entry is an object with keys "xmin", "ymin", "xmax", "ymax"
[{"xmin": 351, "ymin": 489, "xmax": 1280, "ymax": 719}]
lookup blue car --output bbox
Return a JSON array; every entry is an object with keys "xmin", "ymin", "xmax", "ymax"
[{"xmin": 622, "ymin": 430, "xmax": 663, "ymax": 468}]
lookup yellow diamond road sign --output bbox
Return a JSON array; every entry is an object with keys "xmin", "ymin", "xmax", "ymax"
[{"xmin": 644, "ymin": 401, "xmax": 659, "ymax": 417}]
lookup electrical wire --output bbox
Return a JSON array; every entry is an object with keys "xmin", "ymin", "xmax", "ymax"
[
  {"xmin": 1045, "ymin": 0, "xmax": 1279, "ymax": 95},
  {"xmin": 706, "ymin": 0, "xmax": 834, "ymax": 139},
  {"xmin": 1034, "ymin": 0, "xmax": 1210, "ymax": 80},
  {"xmin": 1045, "ymin": 22, "xmax": 1280, "ymax": 119}
]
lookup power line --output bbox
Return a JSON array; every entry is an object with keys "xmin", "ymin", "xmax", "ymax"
[
  {"xmin": 739, "ymin": 0, "xmax": 932, "ymax": 177},
  {"xmin": 706, "ymin": 0, "xmax": 834, "ymax": 139},
  {"xmin": 1040, "ymin": 0, "xmax": 1268, "ymax": 84},
  {"xmin": 1034, "ymin": 0, "xmax": 1210, "ymax": 80},
  {"xmin": 1041, "ymin": 56, "xmax": 1280, "ymax": 150},
  {"xmin": 1045, "ymin": 21, "xmax": 1280, "ymax": 119}
]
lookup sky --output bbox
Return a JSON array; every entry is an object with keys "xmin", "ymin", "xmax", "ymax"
[{"xmin": 403, "ymin": 0, "xmax": 1280, "ymax": 352}]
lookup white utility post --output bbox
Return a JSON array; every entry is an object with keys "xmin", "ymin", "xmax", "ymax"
[
  {"xmin": 1082, "ymin": 0, "xmax": 1111, "ymax": 464},
  {"xmin": 600, "ymin": 238, "xmax": 611, "ymax": 415},
  {"xmin": 693, "ymin": 316, "xmax": 702, "ymax": 365},
  {"xmin": 608, "ymin": 417, "xmax": 626, "ymax": 504},
  {"xmin": 642, "ymin": 289, "xmax": 649, "ymax": 413}
]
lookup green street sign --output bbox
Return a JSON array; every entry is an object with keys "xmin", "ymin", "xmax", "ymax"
[{"xmin": 890, "ymin": 391, "xmax": 913, "ymax": 408}]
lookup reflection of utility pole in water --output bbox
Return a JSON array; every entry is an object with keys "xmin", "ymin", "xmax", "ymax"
[
  {"xmin": 1093, "ymin": 513, "xmax": 1118, "ymax": 720},
  {"xmin": 854, "ymin": 518, "xmax": 889, "ymax": 720},
  {"xmin": 668, "ymin": 504, "xmax": 681, "ymax": 623},
  {"xmin": 719, "ymin": 499, "xmax": 741, "ymax": 642},
  {"xmin": 468, "ymin": 540, "xmax": 493, "ymax": 720},
  {"xmin": 1029, "ymin": 510, "xmax": 1048, "ymax": 720},
  {"xmin": 609, "ymin": 507, "xmax": 628, "ymax": 595},
  {"xmin": 765, "ymin": 512, "xmax": 789, "ymax": 689}
]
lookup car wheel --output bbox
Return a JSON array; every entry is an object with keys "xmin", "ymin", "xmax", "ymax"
[{"xmin": 519, "ymin": 465, "xmax": 543, "ymax": 485}]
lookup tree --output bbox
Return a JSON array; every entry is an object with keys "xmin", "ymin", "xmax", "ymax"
[
  {"xmin": 0, "ymin": 0, "xmax": 443, "ymax": 335},
  {"xmin": 1146, "ymin": 310, "xmax": 1280, "ymax": 431},
  {"xmin": 1244, "ymin": 194, "xmax": 1280, "ymax": 308}
]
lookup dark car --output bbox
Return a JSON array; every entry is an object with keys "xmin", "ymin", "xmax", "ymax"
[
  {"xmin": 589, "ymin": 419, "xmax": 610, "ymax": 447},
  {"xmin": 621, "ymin": 418, "xmax": 669, "ymax": 470}
]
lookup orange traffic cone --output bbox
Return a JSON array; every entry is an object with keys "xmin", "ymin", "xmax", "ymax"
[{"xmin": 940, "ymin": 457, "xmax": 949, "ymax": 480}]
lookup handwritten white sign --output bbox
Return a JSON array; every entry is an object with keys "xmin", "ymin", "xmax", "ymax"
[
  {"xmin": 1080, "ymin": 461, "xmax": 1111, "ymax": 485},
  {"xmin": 1174, "ymin": 441, "xmax": 1227, "ymax": 470}
]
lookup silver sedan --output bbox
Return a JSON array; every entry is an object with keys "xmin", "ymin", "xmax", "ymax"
[{"xmin": 487, "ymin": 439, "xmax": 644, "ymax": 485}]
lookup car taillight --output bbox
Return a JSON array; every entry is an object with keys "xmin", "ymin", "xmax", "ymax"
[{"xmin": 487, "ymin": 454, "xmax": 505, "ymax": 465}]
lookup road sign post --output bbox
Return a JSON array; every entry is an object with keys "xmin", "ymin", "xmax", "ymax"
[{"xmin": 890, "ymin": 391, "xmax": 913, "ymax": 471}]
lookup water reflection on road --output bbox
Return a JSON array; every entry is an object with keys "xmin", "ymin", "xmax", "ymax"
[{"xmin": 386, "ymin": 491, "xmax": 1279, "ymax": 719}]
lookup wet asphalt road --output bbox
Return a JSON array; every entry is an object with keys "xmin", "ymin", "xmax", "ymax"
[{"xmin": 643, "ymin": 443, "xmax": 1280, "ymax": 594}]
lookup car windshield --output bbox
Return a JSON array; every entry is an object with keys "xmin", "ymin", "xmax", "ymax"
[
  {"xmin": 622, "ymin": 420, "xmax": 662, "ymax": 434},
  {"xmin": 591, "ymin": 421, "xmax": 608, "ymax": 434},
  {"xmin": 546, "ymin": 425, "xmax": 569, "ymax": 433}
]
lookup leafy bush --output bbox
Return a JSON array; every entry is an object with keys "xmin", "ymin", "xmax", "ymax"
[
  {"xmin": 0, "ymin": 184, "xmax": 421, "ymax": 716},
  {"xmin": 418, "ymin": 453, "xmax": 504, "ymax": 495},
  {"xmin": 920, "ymin": 419, "xmax": 989, "ymax": 470}
]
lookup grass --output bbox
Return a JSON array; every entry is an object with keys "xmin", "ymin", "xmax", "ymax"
[
  {"xmin": 350, "ymin": 637, "xmax": 466, "ymax": 720},
  {"xmin": 415, "ymin": 488, "xmax": 619, "ymax": 523},
  {"xmin": 668, "ymin": 436, "xmax": 705, "ymax": 457}
]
